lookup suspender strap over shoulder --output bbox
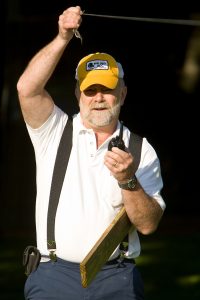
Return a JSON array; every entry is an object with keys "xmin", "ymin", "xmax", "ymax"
[{"xmin": 47, "ymin": 119, "xmax": 72, "ymax": 256}]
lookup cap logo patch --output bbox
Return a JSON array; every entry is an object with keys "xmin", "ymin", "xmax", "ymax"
[{"xmin": 86, "ymin": 60, "xmax": 109, "ymax": 71}]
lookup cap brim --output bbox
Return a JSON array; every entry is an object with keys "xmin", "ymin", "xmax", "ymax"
[{"xmin": 80, "ymin": 71, "xmax": 119, "ymax": 92}]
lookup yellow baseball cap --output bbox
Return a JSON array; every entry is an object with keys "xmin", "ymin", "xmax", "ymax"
[{"xmin": 75, "ymin": 52, "xmax": 124, "ymax": 91}]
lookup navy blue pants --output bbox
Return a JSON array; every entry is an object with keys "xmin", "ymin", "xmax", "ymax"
[{"xmin": 24, "ymin": 257, "xmax": 144, "ymax": 300}]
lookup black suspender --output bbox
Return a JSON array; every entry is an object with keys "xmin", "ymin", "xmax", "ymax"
[
  {"xmin": 47, "ymin": 119, "xmax": 72, "ymax": 259},
  {"xmin": 129, "ymin": 132, "xmax": 143, "ymax": 172},
  {"xmin": 46, "ymin": 120, "xmax": 142, "ymax": 260}
]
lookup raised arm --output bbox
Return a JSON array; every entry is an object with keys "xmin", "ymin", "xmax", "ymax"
[{"xmin": 17, "ymin": 6, "xmax": 82, "ymax": 128}]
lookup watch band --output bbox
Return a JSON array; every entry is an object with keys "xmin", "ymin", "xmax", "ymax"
[{"xmin": 118, "ymin": 175, "xmax": 138, "ymax": 191}]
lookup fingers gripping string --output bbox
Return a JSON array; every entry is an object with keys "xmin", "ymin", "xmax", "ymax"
[{"xmin": 73, "ymin": 9, "xmax": 84, "ymax": 44}]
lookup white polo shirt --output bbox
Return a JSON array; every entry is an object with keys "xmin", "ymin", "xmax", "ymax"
[{"xmin": 26, "ymin": 105, "xmax": 166, "ymax": 263}]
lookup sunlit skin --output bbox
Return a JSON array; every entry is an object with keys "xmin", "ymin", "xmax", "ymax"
[{"xmin": 75, "ymin": 82, "xmax": 127, "ymax": 134}]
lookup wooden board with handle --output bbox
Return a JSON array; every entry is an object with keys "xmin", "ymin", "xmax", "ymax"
[{"xmin": 80, "ymin": 206, "xmax": 133, "ymax": 288}]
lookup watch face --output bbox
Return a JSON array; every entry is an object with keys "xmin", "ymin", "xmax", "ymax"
[
  {"xmin": 128, "ymin": 177, "xmax": 137, "ymax": 189},
  {"xmin": 119, "ymin": 176, "xmax": 137, "ymax": 190}
]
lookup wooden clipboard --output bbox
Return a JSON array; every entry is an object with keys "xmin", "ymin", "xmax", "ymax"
[{"xmin": 80, "ymin": 206, "xmax": 133, "ymax": 288}]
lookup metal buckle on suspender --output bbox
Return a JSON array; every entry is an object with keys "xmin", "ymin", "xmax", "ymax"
[
  {"xmin": 47, "ymin": 240, "xmax": 57, "ymax": 262},
  {"xmin": 49, "ymin": 250, "xmax": 57, "ymax": 262}
]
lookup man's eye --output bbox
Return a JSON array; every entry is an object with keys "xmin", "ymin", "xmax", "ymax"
[
  {"xmin": 84, "ymin": 89, "xmax": 95, "ymax": 95},
  {"xmin": 102, "ymin": 88, "xmax": 111, "ymax": 93},
  {"xmin": 84, "ymin": 87, "xmax": 112, "ymax": 95}
]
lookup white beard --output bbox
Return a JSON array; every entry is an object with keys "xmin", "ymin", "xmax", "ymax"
[{"xmin": 80, "ymin": 102, "xmax": 121, "ymax": 127}]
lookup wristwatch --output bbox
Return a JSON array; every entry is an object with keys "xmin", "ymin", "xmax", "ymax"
[{"xmin": 118, "ymin": 175, "xmax": 138, "ymax": 191}]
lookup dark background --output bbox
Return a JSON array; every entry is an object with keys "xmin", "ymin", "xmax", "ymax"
[{"xmin": 0, "ymin": 1, "xmax": 200, "ymax": 299}]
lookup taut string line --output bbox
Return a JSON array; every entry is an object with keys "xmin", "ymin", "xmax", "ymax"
[{"xmin": 84, "ymin": 13, "xmax": 200, "ymax": 27}]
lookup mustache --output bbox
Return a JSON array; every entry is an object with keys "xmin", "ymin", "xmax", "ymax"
[{"xmin": 90, "ymin": 104, "xmax": 110, "ymax": 109}]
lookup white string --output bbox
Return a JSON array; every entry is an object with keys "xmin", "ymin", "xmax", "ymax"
[{"xmin": 73, "ymin": 29, "xmax": 83, "ymax": 44}]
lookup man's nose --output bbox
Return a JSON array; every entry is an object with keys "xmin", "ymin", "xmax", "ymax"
[{"xmin": 94, "ymin": 91, "xmax": 104, "ymax": 101}]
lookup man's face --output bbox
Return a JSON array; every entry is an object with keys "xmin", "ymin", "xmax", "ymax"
[{"xmin": 78, "ymin": 83, "xmax": 126, "ymax": 128}]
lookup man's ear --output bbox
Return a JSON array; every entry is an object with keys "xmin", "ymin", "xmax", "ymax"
[
  {"xmin": 75, "ymin": 83, "xmax": 80, "ymax": 102},
  {"xmin": 120, "ymin": 86, "xmax": 127, "ymax": 106}
]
